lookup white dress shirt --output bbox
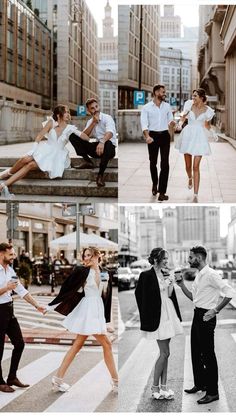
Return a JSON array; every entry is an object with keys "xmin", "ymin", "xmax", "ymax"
[
  {"xmin": 85, "ymin": 112, "xmax": 117, "ymax": 146},
  {"xmin": 0, "ymin": 264, "xmax": 28, "ymax": 304},
  {"xmin": 140, "ymin": 100, "xmax": 173, "ymax": 132},
  {"xmin": 191, "ymin": 265, "xmax": 235, "ymax": 309}
]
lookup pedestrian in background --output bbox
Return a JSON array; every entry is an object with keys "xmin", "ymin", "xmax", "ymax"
[{"xmin": 135, "ymin": 247, "xmax": 182, "ymax": 400}]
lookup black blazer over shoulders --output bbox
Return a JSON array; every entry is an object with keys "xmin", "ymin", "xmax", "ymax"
[
  {"xmin": 135, "ymin": 267, "xmax": 182, "ymax": 332},
  {"xmin": 48, "ymin": 265, "xmax": 112, "ymax": 323}
]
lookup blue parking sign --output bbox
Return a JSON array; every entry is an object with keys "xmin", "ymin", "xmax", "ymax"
[
  {"xmin": 77, "ymin": 105, "xmax": 87, "ymax": 116},
  {"xmin": 134, "ymin": 90, "xmax": 145, "ymax": 105}
]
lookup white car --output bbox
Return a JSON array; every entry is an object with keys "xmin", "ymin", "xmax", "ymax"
[{"xmin": 118, "ymin": 267, "xmax": 135, "ymax": 291}]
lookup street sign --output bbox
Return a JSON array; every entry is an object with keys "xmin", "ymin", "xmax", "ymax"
[
  {"xmin": 6, "ymin": 216, "xmax": 18, "ymax": 230},
  {"xmin": 170, "ymin": 97, "xmax": 177, "ymax": 106},
  {"xmin": 134, "ymin": 90, "xmax": 145, "ymax": 106},
  {"xmin": 77, "ymin": 105, "xmax": 87, "ymax": 116},
  {"xmin": 80, "ymin": 204, "xmax": 95, "ymax": 216},
  {"xmin": 62, "ymin": 204, "xmax": 76, "ymax": 217}
]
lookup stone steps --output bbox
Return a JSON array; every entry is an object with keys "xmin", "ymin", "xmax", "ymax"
[
  {"xmin": 0, "ymin": 157, "xmax": 118, "ymax": 168},
  {"xmin": 0, "ymin": 158, "xmax": 118, "ymax": 199}
]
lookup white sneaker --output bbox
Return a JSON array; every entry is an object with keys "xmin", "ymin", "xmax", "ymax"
[
  {"xmin": 111, "ymin": 378, "xmax": 118, "ymax": 393},
  {"xmin": 160, "ymin": 388, "xmax": 174, "ymax": 400},
  {"xmin": 0, "ymin": 183, "xmax": 15, "ymax": 199},
  {"xmin": 52, "ymin": 376, "xmax": 70, "ymax": 392}
]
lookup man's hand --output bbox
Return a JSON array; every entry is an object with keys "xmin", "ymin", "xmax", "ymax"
[
  {"xmin": 7, "ymin": 281, "xmax": 18, "ymax": 291},
  {"xmin": 92, "ymin": 112, "xmax": 100, "ymax": 124},
  {"xmin": 96, "ymin": 142, "xmax": 104, "ymax": 156},
  {"xmin": 203, "ymin": 309, "xmax": 216, "ymax": 322},
  {"xmin": 145, "ymin": 136, "xmax": 154, "ymax": 144},
  {"xmin": 36, "ymin": 306, "xmax": 46, "ymax": 314},
  {"xmin": 168, "ymin": 120, "xmax": 176, "ymax": 128}
]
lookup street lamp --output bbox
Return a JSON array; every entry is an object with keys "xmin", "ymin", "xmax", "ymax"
[{"xmin": 71, "ymin": 0, "xmax": 85, "ymax": 105}]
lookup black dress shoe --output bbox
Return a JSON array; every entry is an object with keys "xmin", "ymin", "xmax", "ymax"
[
  {"xmin": 7, "ymin": 377, "xmax": 30, "ymax": 388},
  {"xmin": 197, "ymin": 394, "xmax": 219, "ymax": 404},
  {"xmin": 96, "ymin": 174, "xmax": 105, "ymax": 188},
  {"xmin": 152, "ymin": 185, "xmax": 158, "ymax": 196},
  {"xmin": 0, "ymin": 384, "xmax": 15, "ymax": 392},
  {"xmin": 158, "ymin": 193, "xmax": 169, "ymax": 201},
  {"xmin": 184, "ymin": 385, "xmax": 206, "ymax": 394},
  {"xmin": 74, "ymin": 161, "xmax": 95, "ymax": 170}
]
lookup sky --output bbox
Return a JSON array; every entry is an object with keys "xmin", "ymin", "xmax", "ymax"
[{"xmin": 85, "ymin": 1, "xmax": 200, "ymax": 37}]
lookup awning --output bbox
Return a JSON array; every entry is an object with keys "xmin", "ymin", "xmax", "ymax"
[{"xmin": 50, "ymin": 231, "xmax": 118, "ymax": 251}]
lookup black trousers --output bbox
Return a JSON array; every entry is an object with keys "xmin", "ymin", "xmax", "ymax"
[
  {"xmin": 191, "ymin": 307, "xmax": 218, "ymax": 395},
  {"xmin": 0, "ymin": 302, "xmax": 25, "ymax": 384},
  {"xmin": 148, "ymin": 130, "xmax": 170, "ymax": 194},
  {"xmin": 69, "ymin": 134, "xmax": 116, "ymax": 176}
]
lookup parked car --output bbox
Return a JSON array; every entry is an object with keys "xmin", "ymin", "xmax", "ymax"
[
  {"xmin": 131, "ymin": 268, "xmax": 142, "ymax": 287},
  {"xmin": 118, "ymin": 267, "xmax": 135, "ymax": 291}
]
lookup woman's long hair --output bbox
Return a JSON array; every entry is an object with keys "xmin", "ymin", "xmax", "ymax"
[{"xmin": 148, "ymin": 247, "xmax": 167, "ymax": 266}]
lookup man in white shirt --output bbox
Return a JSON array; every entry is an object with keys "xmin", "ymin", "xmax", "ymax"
[
  {"xmin": 0, "ymin": 242, "xmax": 45, "ymax": 393},
  {"xmin": 176, "ymin": 245, "xmax": 235, "ymax": 405},
  {"xmin": 69, "ymin": 98, "xmax": 116, "ymax": 188},
  {"xmin": 140, "ymin": 84, "xmax": 176, "ymax": 201}
]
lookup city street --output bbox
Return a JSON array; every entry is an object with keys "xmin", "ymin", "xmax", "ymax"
[
  {"xmin": 0, "ymin": 286, "xmax": 118, "ymax": 412},
  {"xmin": 119, "ymin": 283, "xmax": 236, "ymax": 413},
  {"xmin": 119, "ymin": 138, "xmax": 236, "ymax": 203}
]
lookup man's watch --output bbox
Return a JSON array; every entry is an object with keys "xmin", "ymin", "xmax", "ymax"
[{"xmin": 99, "ymin": 139, "xmax": 105, "ymax": 144}]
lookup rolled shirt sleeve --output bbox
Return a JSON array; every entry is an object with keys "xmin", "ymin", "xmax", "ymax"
[
  {"xmin": 209, "ymin": 273, "xmax": 236, "ymax": 299},
  {"xmin": 140, "ymin": 107, "xmax": 149, "ymax": 132},
  {"xmin": 15, "ymin": 282, "xmax": 29, "ymax": 298},
  {"xmin": 167, "ymin": 104, "xmax": 174, "ymax": 123},
  {"xmin": 104, "ymin": 115, "xmax": 116, "ymax": 138}
]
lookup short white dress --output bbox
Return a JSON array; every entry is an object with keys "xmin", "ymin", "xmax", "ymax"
[
  {"xmin": 175, "ymin": 102, "xmax": 215, "ymax": 156},
  {"xmin": 142, "ymin": 275, "xmax": 183, "ymax": 340},
  {"xmin": 62, "ymin": 269, "xmax": 107, "ymax": 335},
  {"xmin": 27, "ymin": 117, "xmax": 82, "ymax": 179}
]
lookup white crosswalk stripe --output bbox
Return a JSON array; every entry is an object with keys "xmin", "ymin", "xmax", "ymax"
[
  {"xmin": 1, "ymin": 348, "xmax": 118, "ymax": 412},
  {"xmin": 45, "ymin": 355, "xmax": 118, "ymax": 412}
]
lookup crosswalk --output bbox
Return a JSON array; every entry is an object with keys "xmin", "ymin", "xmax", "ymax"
[
  {"xmin": 119, "ymin": 331, "xmax": 236, "ymax": 413},
  {"xmin": 1, "ymin": 344, "xmax": 118, "ymax": 412}
]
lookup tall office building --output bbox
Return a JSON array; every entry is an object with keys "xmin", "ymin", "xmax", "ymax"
[
  {"xmin": 160, "ymin": 5, "xmax": 181, "ymax": 38},
  {"xmin": 99, "ymin": 1, "xmax": 118, "ymax": 120},
  {"xmin": 118, "ymin": 4, "xmax": 160, "ymax": 109},
  {"xmin": 0, "ymin": 0, "xmax": 52, "ymax": 108}
]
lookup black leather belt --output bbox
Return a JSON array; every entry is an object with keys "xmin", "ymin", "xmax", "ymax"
[
  {"xmin": 0, "ymin": 301, "xmax": 13, "ymax": 307},
  {"xmin": 150, "ymin": 130, "xmax": 168, "ymax": 134}
]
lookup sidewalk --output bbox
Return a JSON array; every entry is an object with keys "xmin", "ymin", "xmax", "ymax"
[
  {"xmin": 6, "ymin": 284, "xmax": 118, "ymax": 346},
  {"xmin": 119, "ymin": 137, "xmax": 236, "ymax": 203}
]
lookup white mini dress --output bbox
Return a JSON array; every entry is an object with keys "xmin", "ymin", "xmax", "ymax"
[
  {"xmin": 27, "ymin": 117, "xmax": 82, "ymax": 179},
  {"xmin": 62, "ymin": 269, "xmax": 107, "ymax": 336},
  {"xmin": 142, "ymin": 275, "xmax": 183, "ymax": 341},
  {"xmin": 176, "ymin": 103, "xmax": 215, "ymax": 156}
]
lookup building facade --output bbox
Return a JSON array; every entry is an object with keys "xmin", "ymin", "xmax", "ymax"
[
  {"xmin": 31, "ymin": 0, "xmax": 99, "ymax": 113},
  {"xmin": 198, "ymin": 5, "xmax": 227, "ymax": 131},
  {"xmin": 119, "ymin": 206, "xmax": 140, "ymax": 266},
  {"xmin": 118, "ymin": 4, "xmax": 160, "ymax": 109},
  {"xmin": 0, "ymin": 0, "xmax": 52, "ymax": 108},
  {"xmin": 98, "ymin": 1, "xmax": 118, "ymax": 121},
  {"xmin": 160, "ymin": 47, "xmax": 191, "ymax": 108},
  {"xmin": 160, "ymin": 5, "xmax": 181, "ymax": 38}
]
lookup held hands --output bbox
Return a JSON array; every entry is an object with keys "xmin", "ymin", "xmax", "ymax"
[
  {"xmin": 168, "ymin": 120, "xmax": 176, "ymax": 128},
  {"xmin": 96, "ymin": 142, "xmax": 104, "ymax": 156},
  {"xmin": 36, "ymin": 305, "xmax": 47, "ymax": 314},
  {"xmin": 203, "ymin": 309, "xmax": 216, "ymax": 322}
]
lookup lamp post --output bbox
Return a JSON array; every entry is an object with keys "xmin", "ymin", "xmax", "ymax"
[
  {"xmin": 71, "ymin": 0, "xmax": 84, "ymax": 105},
  {"xmin": 179, "ymin": 49, "xmax": 183, "ymax": 110}
]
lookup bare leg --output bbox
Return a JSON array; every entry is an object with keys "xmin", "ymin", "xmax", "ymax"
[
  {"xmin": 94, "ymin": 334, "xmax": 118, "ymax": 380},
  {"xmin": 2, "ymin": 160, "xmax": 38, "ymax": 188},
  {"xmin": 56, "ymin": 334, "xmax": 88, "ymax": 379},
  {"xmin": 193, "ymin": 156, "xmax": 202, "ymax": 195},
  {"xmin": 184, "ymin": 153, "xmax": 193, "ymax": 188},
  {"xmin": 153, "ymin": 339, "xmax": 170, "ymax": 387},
  {"xmin": 9, "ymin": 156, "xmax": 34, "ymax": 174}
]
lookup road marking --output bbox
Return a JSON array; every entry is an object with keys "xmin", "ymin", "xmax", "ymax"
[
  {"xmin": 16, "ymin": 319, "xmax": 64, "ymax": 330},
  {"xmin": 2, "ymin": 350, "xmax": 12, "ymax": 362},
  {"xmin": 119, "ymin": 338, "xmax": 159, "ymax": 412},
  {"xmin": 125, "ymin": 309, "xmax": 139, "ymax": 328},
  {"xmin": 118, "ymin": 304, "xmax": 125, "ymax": 340},
  {"xmin": 0, "ymin": 352, "xmax": 66, "ymax": 409},
  {"xmin": 182, "ymin": 335, "xmax": 229, "ymax": 412},
  {"xmin": 45, "ymin": 355, "xmax": 118, "ymax": 412}
]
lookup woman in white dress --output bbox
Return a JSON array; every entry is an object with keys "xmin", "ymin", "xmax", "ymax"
[
  {"xmin": 135, "ymin": 248, "xmax": 183, "ymax": 400},
  {"xmin": 0, "ymin": 104, "xmax": 89, "ymax": 198},
  {"xmin": 175, "ymin": 88, "xmax": 215, "ymax": 203},
  {"xmin": 45, "ymin": 247, "xmax": 118, "ymax": 393}
]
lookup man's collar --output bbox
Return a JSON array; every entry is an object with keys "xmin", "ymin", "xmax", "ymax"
[
  {"xmin": 197, "ymin": 264, "xmax": 209, "ymax": 277},
  {"xmin": 0, "ymin": 263, "xmax": 10, "ymax": 271}
]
